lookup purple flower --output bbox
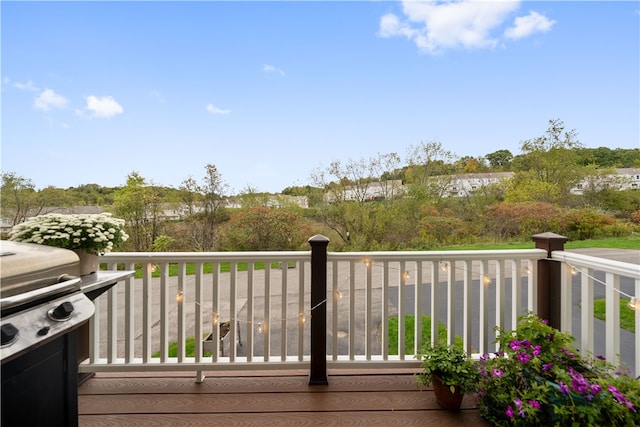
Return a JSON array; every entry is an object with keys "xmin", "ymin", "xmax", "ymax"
[
  {"xmin": 514, "ymin": 398, "xmax": 523, "ymax": 410},
  {"xmin": 558, "ymin": 381, "xmax": 570, "ymax": 395},
  {"xmin": 528, "ymin": 400, "xmax": 541, "ymax": 410},
  {"xmin": 542, "ymin": 319, "xmax": 549, "ymax": 324},
  {"xmin": 608, "ymin": 385, "xmax": 623, "ymax": 400},
  {"xmin": 517, "ymin": 352, "xmax": 531, "ymax": 364},
  {"xmin": 596, "ymin": 355, "xmax": 606, "ymax": 361},
  {"xmin": 532, "ymin": 345, "xmax": 542, "ymax": 357},
  {"xmin": 543, "ymin": 362, "xmax": 553, "ymax": 372},
  {"xmin": 521, "ymin": 339, "xmax": 531, "ymax": 349},
  {"xmin": 570, "ymin": 372, "xmax": 589, "ymax": 394},
  {"xmin": 590, "ymin": 384, "xmax": 602, "ymax": 394},
  {"xmin": 509, "ymin": 340, "xmax": 521, "ymax": 352},
  {"xmin": 492, "ymin": 369, "xmax": 503, "ymax": 378},
  {"xmin": 506, "ymin": 405, "xmax": 514, "ymax": 418},
  {"xmin": 605, "ymin": 385, "xmax": 636, "ymax": 411}
]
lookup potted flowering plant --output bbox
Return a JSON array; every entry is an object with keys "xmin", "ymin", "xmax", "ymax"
[
  {"xmin": 416, "ymin": 342, "xmax": 480, "ymax": 410},
  {"xmin": 477, "ymin": 312, "xmax": 640, "ymax": 426},
  {"xmin": 8, "ymin": 213, "xmax": 129, "ymax": 275}
]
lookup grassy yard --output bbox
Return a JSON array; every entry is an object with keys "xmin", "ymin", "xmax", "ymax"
[
  {"xmin": 151, "ymin": 335, "xmax": 213, "ymax": 358},
  {"xmin": 384, "ymin": 315, "xmax": 464, "ymax": 355},
  {"xmin": 594, "ymin": 299, "xmax": 637, "ymax": 333}
]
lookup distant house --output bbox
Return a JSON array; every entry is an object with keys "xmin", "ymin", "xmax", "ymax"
[
  {"xmin": 442, "ymin": 172, "xmax": 514, "ymax": 197},
  {"xmin": 332, "ymin": 180, "xmax": 405, "ymax": 202},
  {"xmin": 571, "ymin": 168, "xmax": 640, "ymax": 194}
]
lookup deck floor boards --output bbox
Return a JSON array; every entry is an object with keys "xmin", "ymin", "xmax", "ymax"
[{"xmin": 78, "ymin": 370, "xmax": 492, "ymax": 426}]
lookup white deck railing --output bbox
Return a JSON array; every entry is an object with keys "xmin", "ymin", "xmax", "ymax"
[
  {"xmin": 81, "ymin": 249, "xmax": 546, "ymax": 376},
  {"xmin": 79, "ymin": 247, "xmax": 639, "ymax": 379},
  {"xmin": 551, "ymin": 250, "xmax": 640, "ymax": 371}
]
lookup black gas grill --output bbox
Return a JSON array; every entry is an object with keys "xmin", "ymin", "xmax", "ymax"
[{"xmin": 0, "ymin": 241, "xmax": 131, "ymax": 427}]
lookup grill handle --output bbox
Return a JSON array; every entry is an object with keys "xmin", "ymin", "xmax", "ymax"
[{"xmin": 0, "ymin": 276, "xmax": 82, "ymax": 310}]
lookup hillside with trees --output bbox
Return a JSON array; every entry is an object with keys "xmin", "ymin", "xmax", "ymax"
[{"xmin": 2, "ymin": 120, "xmax": 639, "ymax": 252}]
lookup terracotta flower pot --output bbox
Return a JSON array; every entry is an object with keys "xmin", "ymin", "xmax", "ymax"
[{"xmin": 432, "ymin": 374, "xmax": 464, "ymax": 410}]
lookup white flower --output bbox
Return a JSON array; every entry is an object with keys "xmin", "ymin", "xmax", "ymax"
[{"xmin": 8, "ymin": 213, "xmax": 128, "ymax": 254}]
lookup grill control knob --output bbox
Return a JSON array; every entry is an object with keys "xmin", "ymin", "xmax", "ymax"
[
  {"xmin": 49, "ymin": 301, "xmax": 74, "ymax": 321},
  {"xmin": 1, "ymin": 323, "xmax": 19, "ymax": 346}
]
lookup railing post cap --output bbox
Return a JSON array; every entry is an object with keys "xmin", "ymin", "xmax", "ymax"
[
  {"xmin": 308, "ymin": 234, "xmax": 330, "ymax": 244},
  {"xmin": 532, "ymin": 232, "xmax": 568, "ymax": 241},
  {"xmin": 532, "ymin": 232, "xmax": 568, "ymax": 256}
]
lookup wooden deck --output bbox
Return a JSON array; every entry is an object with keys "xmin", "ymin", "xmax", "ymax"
[{"xmin": 78, "ymin": 369, "xmax": 491, "ymax": 426}]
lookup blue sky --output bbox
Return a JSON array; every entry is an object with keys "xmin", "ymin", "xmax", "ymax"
[{"xmin": 2, "ymin": 1, "xmax": 638, "ymax": 194}]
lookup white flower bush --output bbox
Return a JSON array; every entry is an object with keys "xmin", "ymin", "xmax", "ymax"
[{"xmin": 9, "ymin": 213, "xmax": 129, "ymax": 255}]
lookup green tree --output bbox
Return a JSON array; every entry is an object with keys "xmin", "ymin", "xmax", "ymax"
[
  {"xmin": 506, "ymin": 119, "xmax": 585, "ymax": 203},
  {"xmin": 1, "ymin": 172, "xmax": 37, "ymax": 226},
  {"xmin": 310, "ymin": 152, "xmax": 403, "ymax": 247},
  {"xmin": 176, "ymin": 164, "xmax": 228, "ymax": 251},
  {"xmin": 404, "ymin": 141, "xmax": 458, "ymax": 207},
  {"xmin": 112, "ymin": 172, "xmax": 163, "ymax": 251},
  {"xmin": 485, "ymin": 150, "xmax": 513, "ymax": 170},
  {"xmin": 219, "ymin": 207, "xmax": 311, "ymax": 251}
]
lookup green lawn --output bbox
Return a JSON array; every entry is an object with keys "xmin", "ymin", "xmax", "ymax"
[
  {"xmin": 151, "ymin": 335, "xmax": 212, "ymax": 358},
  {"xmin": 594, "ymin": 299, "xmax": 637, "ymax": 333},
  {"xmin": 385, "ymin": 315, "xmax": 459, "ymax": 355}
]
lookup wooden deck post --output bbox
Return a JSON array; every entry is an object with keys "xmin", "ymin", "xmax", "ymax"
[
  {"xmin": 308, "ymin": 234, "xmax": 329, "ymax": 385},
  {"xmin": 532, "ymin": 232, "xmax": 568, "ymax": 329}
]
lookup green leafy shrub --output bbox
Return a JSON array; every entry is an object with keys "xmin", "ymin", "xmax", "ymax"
[{"xmin": 477, "ymin": 313, "xmax": 640, "ymax": 426}]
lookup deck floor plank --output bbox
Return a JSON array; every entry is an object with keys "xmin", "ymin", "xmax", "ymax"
[{"xmin": 78, "ymin": 371, "xmax": 492, "ymax": 426}]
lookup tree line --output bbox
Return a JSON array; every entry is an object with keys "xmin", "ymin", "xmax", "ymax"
[{"xmin": 2, "ymin": 119, "xmax": 639, "ymax": 252}]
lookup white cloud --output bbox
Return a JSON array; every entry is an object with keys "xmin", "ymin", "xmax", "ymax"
[
  {"xmin": 378, "ymin": 0, "xmax": 552, "ymax": 54},
  {"xmin": 14, "ymin": 80, "xmax": 39, "ymax": 91},
  {"xmin": 34, "ymin": 89, "xmax": 69, "ymax": 111},
  {"xmin": 263, "ymin": 64, "xmax": 285, "ymax": 76},
  {"xmin": 505, "ymin": 11, "xmax": 556, "ymax": 40},
  {"xmin": 83, "ymin": 95, "xmax": 124, "ymax": 118},
  {"xmin": 206, "ymin": 103, "xmax": 231, "ymax": 115}
]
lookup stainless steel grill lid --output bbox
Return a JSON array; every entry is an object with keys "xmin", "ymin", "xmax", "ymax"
[{"xmin": 0, "ymin": 241, "xmax": 80, "ymax": 299}]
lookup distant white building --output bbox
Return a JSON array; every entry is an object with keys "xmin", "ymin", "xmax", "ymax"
[
  {"xmin": 332, "ymin": 180, "xmax": 405, "ymax": 202},
  {"xmin": 572, "ymin": 168, "xmax": 640, "ymax": 194},
  {"xmin": 441, "ymin": 172, "xmax": 515, "ymax": 197}
]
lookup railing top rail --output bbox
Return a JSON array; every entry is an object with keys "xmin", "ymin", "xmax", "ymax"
[
  {"xmin": 102, "ymin": 251, "xmax": 311, "ymax": 263},
  {"xmin": 551, "ymin": 250, "xmax": 640, "ymax": 279},
  {"xmin": 328, "ymin": 248, "xmax": 548, "ymax": 262}
]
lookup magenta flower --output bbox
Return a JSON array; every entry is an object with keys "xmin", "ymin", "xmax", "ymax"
[
  {"xmin": 570, "ymin": 371, "xmax": 589, "ymax": 394},
  {"xmin": 543, "ymin": 362, "xmax": 553, "ymax": 372},
  {"xmin": 506, "ymin": 405, "xmax": 514, "ymax": 418},
  {"xmin": 532, "ymin": 345, "xmax": 542, "ymax": 357},
  {"xmin": 492, "ymin": 369, "xmax": 503, "ymax": 378},
  {"xmin": 517, "ymin": 352, "xmax": 531, "ymax": 364},
  {"xmin": 514, "ymin": 398, "xmax": 523, "ymax": 410},
  {"xmin": 509, "ymin": 340, "xmax": 521, "ymax": 351},
  {"xmin": 528, "ymin": 400, "xmax": 541, "ymax": 410}
]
